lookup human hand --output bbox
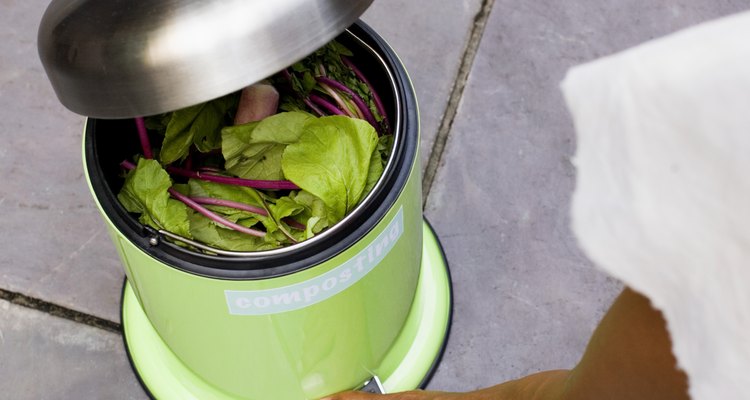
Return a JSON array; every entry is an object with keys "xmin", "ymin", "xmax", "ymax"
[{"xmin": 321, "ymin": 390, "xmax": 461, "ymax": 400}]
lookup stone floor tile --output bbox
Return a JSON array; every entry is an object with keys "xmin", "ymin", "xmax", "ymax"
[
  {"xmin": 0, "ymin": 300, "xmax": 146, "ymax": 399},
  {"xmin": 362, "ymin": 0, "xmax": 484, "ymax": 173},
  {"xmin": 0, "ymin": 1, "xmax": 126, "ymax": 322},
  {"xmin": 423, "ymin": 0, "xmax": 749, "ymax": 392}
]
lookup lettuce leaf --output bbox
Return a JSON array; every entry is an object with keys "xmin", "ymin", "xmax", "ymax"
[
  {"xmin": 189, "ymin": 213, "xmax": 281, "ymax": 251},
  {"xmin": 187, "ymin": 179, "xmax": 267, "ymax": 226},
  {"xmin": 158, "ymin": 93, "xmax": 238, "ymax": 164},
  {"xmin": 268, "ymin": 190, "xmax": 332, "ymax": 241},
  {"xmin": 117, "ymin": 159, "xmax": 191, "ymax": 238},
  {"xmin": 221, "ymin": 111, "xmax": 314, "ymax": 180},
  {"xmin": 281, "ymin": 116, "xmax": 378, "ymax": 221}
]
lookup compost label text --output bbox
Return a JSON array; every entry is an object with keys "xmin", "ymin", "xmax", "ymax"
[{"xmin": 224, "ymin": 207, "xmax": 404, "ymax": 315}]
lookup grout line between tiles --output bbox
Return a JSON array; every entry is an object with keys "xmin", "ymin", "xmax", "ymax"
[
  {"xmin": 0, "ymin": 288, "xmax": 122, "ymax": 334},
  {"xmin": 422, "ymin": 0, "xmax": 496, "ymax": 206}
]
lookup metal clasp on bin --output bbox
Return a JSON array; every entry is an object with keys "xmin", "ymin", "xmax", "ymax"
[{"xmin": 360, "ymin": 376, "xmax": 385, "ymax": 394}]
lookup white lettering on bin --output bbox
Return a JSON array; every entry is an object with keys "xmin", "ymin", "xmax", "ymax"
[
  {"xmin": 224, "ymin": 208, "xmax": 405, "ymax": 316},
  {"xmin": 322, "ymin": 277, "xmax": 337, "ymax": 291}
]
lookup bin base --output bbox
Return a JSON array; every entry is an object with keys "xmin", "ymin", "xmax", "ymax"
[{"xmin": 121, "ymin": 219, "xmax": 452, "ymax": 399}]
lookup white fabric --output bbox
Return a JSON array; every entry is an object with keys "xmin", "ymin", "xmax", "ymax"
[{"xmin": 561, "ymin": 11, "xmax": 750, "ymax": 400}]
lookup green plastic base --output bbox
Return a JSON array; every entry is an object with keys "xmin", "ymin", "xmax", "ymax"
[{"xmin": 122, "ymin": 220, "xmax": 451, "ymax": 399}]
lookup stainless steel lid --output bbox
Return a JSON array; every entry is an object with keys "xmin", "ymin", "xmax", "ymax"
[{"xmin": 38, "ymin": 0, "xmax": 373, "ymax": 118}]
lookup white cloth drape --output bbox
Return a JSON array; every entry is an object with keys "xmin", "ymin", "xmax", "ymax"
[{"xmin": 562, "ymin": 11, "xmax": 750, "ymax": 400}]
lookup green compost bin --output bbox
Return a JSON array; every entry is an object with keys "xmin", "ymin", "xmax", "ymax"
[{"xmin": 39, "ymin": 1, "xmax": 452, "ymax": 398}]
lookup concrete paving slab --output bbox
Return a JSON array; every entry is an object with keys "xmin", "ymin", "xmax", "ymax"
[
  {"xmin": 423, "ymin": 0, "xmax": 749, "ymax": 392},
  {"xmin": 0, "ymin": 0, "xmax": 125, "ymax": 322},
  {"xmin": 0, "ymin": 300, "xmax": 145, "ymax": 399},
  {"xmin": 362, "ymin": 0, "xmax": 484, "ymax": 173}
]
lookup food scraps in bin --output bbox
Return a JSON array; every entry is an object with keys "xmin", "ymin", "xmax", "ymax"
[{"xmin": 117, "ymin": 41, "xmax": 394, "ymax": 253}]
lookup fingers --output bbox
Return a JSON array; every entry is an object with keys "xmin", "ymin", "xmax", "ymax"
[
  {"xmin": 320, "ymin": 391, "xmax": 380, "ymax": 400},
  {"xmin": 321, "ymin": 390, "xmax": 451, "ymax": 400}
]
